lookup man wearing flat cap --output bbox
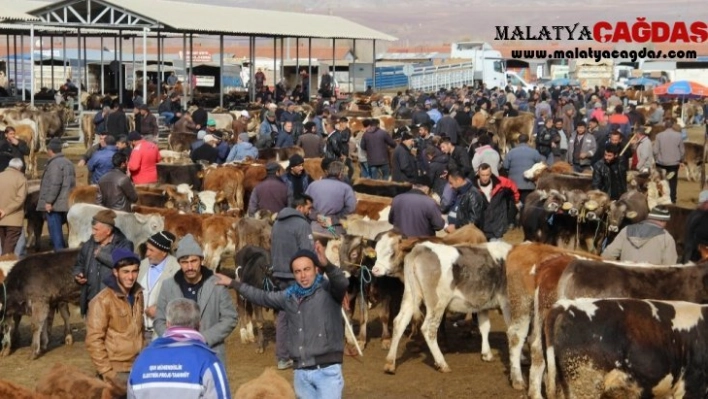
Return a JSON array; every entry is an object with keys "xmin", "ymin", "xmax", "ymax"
[
  {"xmin": 392, "ymin": 131, "xmax": 419, "ymax": 183},
  {"xmin": 247, "ymin": 162, "xmax": 288, "ymax": 217},
  {"xmin": 281, "ymin": 154, "xmax": 312, "ymax": 207},
  {"xmin": 154, "ymin": 234, "xmax": 238, "ymax": 364},
  {"xmin": 37, "ymin": 137, "xmax": 75, "ymax": 251},
  {"xmin": 216, "ymin": 242, "xmax": 348, "ymax": 399},
  {"xmin": 138, "ymin": 231, "xmax": 180, "ymax": 343},
  {"xmin": 602, "ymin": 206, "xmax": 677, "ymax": 265},
  {"xmin": 86, "ymin": 248, "xmax": 144, "ymax": 388},
  {"xmin": 73, "ymin": 209, "xmax": 134, "ymax": 316}
]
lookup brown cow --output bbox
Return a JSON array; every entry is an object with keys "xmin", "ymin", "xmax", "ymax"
[
  {"xmin": 234, "ymin": 368, "xmax": 296, "ymax": 399},
  {"xmin": 81, "ymin": 111, "xmax": 97, "ymax": 149},
  {"xmin": 201, "ymin": 214, "xmax": 239, "ymax": 270},
  {"xmin": 168, "ymin": 131, "xmax": 198, "ymax": 152},
  {"xmin": 203, "ymin": 164, "xmax": 246, "ymax": 212},
  {"xmin": 235, "ymin": 215, "xmax": 274, "ymax": 252},
  {"xmin": 0, "ymin": 379, "xmax": 51, "ymax": 399},
  {"xmin": 488, "ymin": 111, "xmax": 535, "ymax": 153},
  {"xmin": 36, "ymin": 363, "xmax": 125, "ymax": 399}
]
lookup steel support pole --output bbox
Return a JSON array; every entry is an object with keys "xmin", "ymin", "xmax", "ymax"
[
  {"xmin": 273, "ymin": 37, "xmax": 276, "ymax": 90},
  {"xmin": 219, "ymin": 34, "xmax": 224, "ymax": 108},
  {"xmin": 20, "ymin": 35, "xmax": 24, "ymax": 101},
  {"xmin": 132, "ymin": 36, "xmax": 135, "ymax": 97},
  {"xmin": 308, "ymin": 38, "xmax": 311, "ymax": 97},
  {"xmin": 332, "ymin": 38, "xmax": 335, "ymax": 95},
  {"xmin": 100, "ymin": 36, "xmax": 104, "ymax": 95},
  {"xmin": 12, "ymin": 35, "xmax": 17, "ymax": 96},
  {"xmin": 118, "ymin": 30, "xmax": 123, "ymax": 104},
  {"xmin": 50, "ymin": 35, "xmax": 55, "ymax": 90},
  {"xmin": 189, "ymin": 33, "xmax": 193, "ymax": 104},
  {"xmin": 372, "ymin": 40, "xmax": 377, "ymax": 91},
  {"xmin": 353, "ymin": 39, "xmax": 356, "ymax": 94},
  {"xmin": 30, "ymin": 25, "xmax": 34, "ymax": 106},
  {"xmin": 39, "ymin": 34, "xmax": 43, "ymax": 92},
  {"xmin": 142, "ymin": 28, "xmax": 148, "ymax": 104},
  {"xmin": 83, "ymin": 35, "xmax": 88, "ymax": 91},
  {"xmin": 156, "ymin": 31, "xmax": 161, "ymax": 101},
  {"xmin": 77, "ymin": 29, "xmax": 81, "ymax": 109}
]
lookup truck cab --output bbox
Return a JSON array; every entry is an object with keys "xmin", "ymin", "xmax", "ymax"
[{"xmin": 506, "ymin": 71, "xmax": 534, "ymax": 93}]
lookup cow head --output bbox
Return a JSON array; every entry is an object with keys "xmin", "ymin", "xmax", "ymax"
[
  {"xmin": 338, "ymin": 235, "xmax": 377, "ymax": 278},
  {"xmin": 583, "ymin": 190, "xmax": 611, "ymax": 221},
  {"xmin": 163, "ymin": 186, "xmax": 192, "ymax": 213},
  {"xmin": 543, "ymin": 190, "xmax": 567, "ymax": 213},
  {"xmin": 371, "ymin": 231, "xmax": 405, "ymax": 278},
  {"xmin": 133, "ymin": 213, "xmax": 165, "ymax": 245},
  {"xmin": 523, "ymin": 162, "xmax": 548, "ymax": 181},
  {"xmin": 563, "ymin": 190, "xmax": 589, "ymax": 218},
  {"xmin": 606, "ymin": 201, "xmax": 627, "ymax": 233}
]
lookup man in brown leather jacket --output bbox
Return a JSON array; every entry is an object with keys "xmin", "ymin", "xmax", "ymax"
[
  {"xmin": 97, "ymin": 152, "xmax": 139, "ymax": 212},
  {"xmin": 86, "ymin": 248, "xmax": 144, "ymax": 389}
]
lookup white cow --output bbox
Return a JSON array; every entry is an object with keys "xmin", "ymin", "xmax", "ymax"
[{"xmin": 67, "ymin": 204, "xmax": 164, "ymax": 248}]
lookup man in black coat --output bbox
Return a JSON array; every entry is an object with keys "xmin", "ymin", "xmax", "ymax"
[
  {"xmin": 392, "ymin": 132, "xmax": 419, "ymax": 183},
  {"xmin": 105, "ymin": 103, "xmax": 129, "ymax": 139},
  {"xmin": 592, "ymin": 147, "xmax": 627, "ymax": 200},
  {"xmin": 0, "ymin": 127, "xmax": 29, "ymax": 173}
]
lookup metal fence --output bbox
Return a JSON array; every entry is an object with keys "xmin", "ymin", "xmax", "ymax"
[{"xmin": 408, "ymin": 62, "xmax": 475, "ymax": 91}]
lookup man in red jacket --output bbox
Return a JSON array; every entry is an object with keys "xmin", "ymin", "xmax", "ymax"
[{"xmin": 127, "ymin": 131, "xmax": 161, "ymax": 185}]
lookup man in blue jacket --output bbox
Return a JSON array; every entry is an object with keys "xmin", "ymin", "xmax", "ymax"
[
  {"xmin": 87, "ymin": 135, "xmax": 118, "ymax": 184},
  {"xmin": 128, "ymin": 298, "xmax": 231, "ymax": 399},
  {"xmin": 501, "ymin": 133, "xmax": 544, "ymax": 205},
  {"xmin": 216, "ymin": 244, "xmax": 348, "ymax": 399}
]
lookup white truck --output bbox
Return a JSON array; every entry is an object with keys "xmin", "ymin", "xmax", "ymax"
[
  {"xmin": 639, "ymin": 60, "xmax": 708, "ymax": 87},
  {"xmin": 450, "ymin": 41, "xmax": 507, "ymax": 89}
]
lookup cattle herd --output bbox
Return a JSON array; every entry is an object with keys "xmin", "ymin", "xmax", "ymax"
[{"xmin": 0, "ymin": 92, "xmax": 707, "ymax": 398}]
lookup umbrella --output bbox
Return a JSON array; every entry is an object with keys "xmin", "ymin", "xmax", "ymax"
[
  {"xmin": 626, "ymin": 77, "xmax": 661, "ymax": 87},
  {"xmin": 546, "ymin": 78, "xmax": 580, "ymax": 87},
  {"xmin": 653, "ymin": 80, "xmax": 708, "ymax": 98}
]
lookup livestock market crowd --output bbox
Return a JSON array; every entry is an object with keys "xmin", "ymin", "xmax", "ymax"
[{"xmin": 0, "ymin": 82, "xmax": 708, "ymax": 398}]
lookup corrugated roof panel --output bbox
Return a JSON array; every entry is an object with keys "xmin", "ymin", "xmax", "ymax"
[
  {"xmin": 0, "ymin": 0, "xmax": 42, "ymax": 21},
  {"xmin": 98, "ymin": 0, "xmax": 396, "ymax": 41}
]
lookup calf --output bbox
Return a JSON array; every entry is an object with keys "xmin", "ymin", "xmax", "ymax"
[
  {"xmin": 234, "ymin": 368, "xmax": 296, "ymax": 399},
  {"xmin": 605, "ymin": 189, "xmax": 649, "ymax": 234},
  {"xmin": 536, "ymin": 173, "xmax": 593, "ymax": 192},
  {"xmin": 235, "ymin": 216, "xmax": 273, "ymax": 252},
  {"xmin": 545, "ymin": 299, "xmax": 708, "ymax": 399},
  {"xmin": 233, "ymin": 246, "xmax": 272, "ymax": 353},
  {"xmin": 25, "ymin": 183, "xmax": 43, "ymax": 251},
  {"xmin": 681, "ymin": 141, "xmax": 703, "ymax": 181},
  {"xmin": 373, "ymin": 240, "xmax": 512, "ymax": 373},
  {"xmin": 663, "ymin": 204, "xmax": 693, "ymax": 256},
  {"xmin": 0, "ymin": 249, "xmax": 80, "ymax": 359},
  {"xmin": 203, "ymin": 164, "xmax": 246, "ymax": 212},
  {"xmin": 201, "ymin": 214, "xmax": 238, "ymax": 270},
  {"xmin": 167, "ymin": 131, "xmax": 197, "ymax": 152},
  {"xmin": 157, "ymin": 163, "xmax": 203, "ymax": 191},
  {"xmin": 36, "ymin": 362, "xmax": 126, "ymax": 399},
  {"xmin": 67, "ymin": 204, "xmax": 165, "ymax": 248}
]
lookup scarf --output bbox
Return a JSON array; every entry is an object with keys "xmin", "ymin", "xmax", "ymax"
[
  {"xmin": 163, "ymin": 326, "xmax": 206, "ymax": 343},
  {"xmin": 285, "ymin": 274, "xmax": 323, "ymax": 300}
]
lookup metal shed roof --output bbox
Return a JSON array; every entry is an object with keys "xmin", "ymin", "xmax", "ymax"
[
  {"xmin": 23, "ymin": 0, "xmax": 397, "ymax": 41},
  {"xmin": 0, "ymin": 0, "xmax": 42, "ymax": 21}
]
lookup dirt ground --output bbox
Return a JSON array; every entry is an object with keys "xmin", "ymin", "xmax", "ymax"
[{"xmin": 1, "ymin": 126, "xmax": 704, "ymax": 397}]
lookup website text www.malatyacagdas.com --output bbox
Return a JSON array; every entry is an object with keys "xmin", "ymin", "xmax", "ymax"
[{"xmin": 510, "ymin": 48, "xmax": 697, "ymax": 63}]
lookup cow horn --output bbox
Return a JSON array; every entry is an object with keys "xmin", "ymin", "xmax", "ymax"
[
  {"xmin": 626, "ymin": 211, "xmax": 638, "ymax": 219},
  {"xmin": 584, "ymin": 200, "xmax": 599, "ymax": 211},
  {"xmin": 561, "ymin": 202, "xmax": 573, "ymax": 211}
]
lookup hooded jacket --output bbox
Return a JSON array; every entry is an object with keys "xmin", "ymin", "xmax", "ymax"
[
  {"xmin": 271, "ymin": 207, "xmax": 314, "ymax": 279},
  {"xmin": 601, "ymin": 220, "xmax": 677, "ymax": 265}
]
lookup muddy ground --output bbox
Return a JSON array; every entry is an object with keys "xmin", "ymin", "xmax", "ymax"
[{"xmin": 0, "ymin": 126, "xmax": 704, "ymax": 397}]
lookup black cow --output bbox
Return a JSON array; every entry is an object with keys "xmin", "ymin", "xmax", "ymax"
[
  {"xmin": 157, "ymin": 163, "xmax": 203, "ymax": 191},
  {"xmin": 545, "ymin": 298, "xmax": 708, "ymax": 398},
  {"xmin": 536, "ymin": 173, "xmax": 593, "ymax": 192},
  {"xmin": 663, "ymin": 204, "xmax": 693, "ymax": 256},
  {"xmin": 0, "ymin": 249, "xmax": 80, "ymax": 359},
  {"xmin": 352, "ymin": 178, "xmax": 412, "ymax": 198},
  {"xmin": 233, "ymin": 245, "xmax": 272, "ymax": 354}
]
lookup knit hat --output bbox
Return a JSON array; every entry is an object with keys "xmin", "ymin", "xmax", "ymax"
[
  {"xmin": 238, "ymin": 133, "xmax": 250, "ymax": 142},
  {"xmin": 699, "ymin": 190, "xmax": 708, "ymax": 203},
  {"xmin": 647, "ymin": 206, "xmax": 670, "ymax": 221},
  {"xmin": 128, "ymin": 131, "xmax": 142, "ymax": 141},
  {"xmin": 401, "ymin": 132, "xmax": 414, "ymax": 141},
  {"xmin": 112, "ymin": 248, "xmax": 140, "ymax": 269},
  {"xmin": 207, "ymin": 118, "xmax": 217, "ymax": 127},
  {"xmin": 203, "ymin": 134, "xmax": 218, "ymax": 143},
  {"xmin": 265, "ymin": 110, "xmax": 276, "ymax": 119},
  {"xmin": 197, "ymin": 130, "xmax": 207, "ymax": 140},
  {"xmin": 289, "ymin": 154, "xmax": 304, "ymax": 167},
  {"xmin": 175, "ymin": 234, "xmax": 203, "ymax": 259},
  {"xmin": 93, "ymin": 209, "xmax": 117, "ymax": 227},
  {"xmin": 289, "ymin": 249, "xmax": 321, "ymax": 271},
  {"xmin": 147, "ymin": 231, "xmax": 176, "ymax": 252},
  {"xmin": 48, "ymin": 138, "xmax": 63, "ymax": 153}
]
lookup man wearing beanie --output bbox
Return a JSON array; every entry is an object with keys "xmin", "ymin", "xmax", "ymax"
[
  {"xmin": 153, "ymin": 234, "xmax": 237, "ymax": 364},
  {"xmin": 391, "ymin": 131, "xmax": 419, "ymax": 183},
  {"xmin": 226, "ymin": 132, "xmax": 259, "ymax": 162},
  {"xmin": 281, "ymin": 154, "xmax": 312, "ymax": 207},
  {"xmin": 602, "ymin": 206, "xmax": 677, "ymax": 265},
  {"xmin": 389, "ymin": 174, "xmax": 444, "ymax": 237},
  {"xmin": 73, "ymin": 209, "xmax": 134, "ymax": 316},
  {"xmin": 86, "ymin": 248, "xmax": 144, "ymax": 388},
  {"xmin": 247, "ymin": 162, "xmax": 288, "ymax": 217},
  {"xmin": 215, "ymin": 242, "xmax": 348, "ymax": 399},
  {"xmin": 37, "ymin": 137, "xmax": 75, "ymax": 251},
  {"xmin": 138, "ymin": 231, "xmax": 180, "ymax": 343}
]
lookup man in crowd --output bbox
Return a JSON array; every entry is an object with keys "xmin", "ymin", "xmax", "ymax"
[
  {"xmin": 106, "ymin": 103, "xmax": 129, "ymax": 139},
  {"xmin": 0, "ymin": 127, "xmax": 29, "ymax": 173},
  {"xmin": 472, "ymin": 163, "xmax": 520, "ymax": 241},
  {"xmin": 445, "ymin": 168, "xmax": 486, "ymax": 233},
  {"xmin": 602, "ymin": 206, "xmax": 677, "ymax": 265},
  {"xmin": 128, "ymin": 298, "xmax": 231, "ymax": 398},
  {"xmin": 248, "ymin": 162, "xmax": 288, "ymax": 216},
  {"xmin": 360, "ymin": 119, "xmax": 396, "ymax": 180},
  {"xmin": 282, "ymin": 154, "xmax": 312, "ymax": 207},
  {"xmin": 0, "ymin": 158, "xmax": 26, "ymax": 255},
  {"xmin": 269, "ymin": 194, "xmax": 315, "ymax": 370},
  {"xmin": 297, "ymin": 121, "xmax": 324, "ymax": 158},
  {"xmin": 389, "ymin": 175, "xmax": 444, "ymax": 237},
  {"xmin": 471, "ymin": 134, "xmax": 500, "ymax": 176},
  {"xmin": 653, "ymin": 119, "xmax": 684, "ymax": 203},
  {"xmin": 87, "ymin": 135, "xmax": 118, "ymax": 184},
  {"xmin": 391, "ymin": 131, "xmax": 419, "ymax": 183},
  {"xmin": 440, "ymin": 137, "xmax": 471, "ymax": 177},
  {"xmin": 276, "ymin": 120, "xmax": 296, "ymax": 148},
  {"xmin": 592, "ymin": 148, "xmax": 627, "ymax": 201},
  {"xmin": 154, "ymin": 234, "xmax": 238, "ymax": 364},
  {"xmin": 191, "ymin": 134, "xmax": 220, "ymax": 164},
  {"xmin": 305, "ymin": 161, "xmax": 356, "ymax": 236},
  {"xmin": 502, "ymin": 134, "xmax": 544, "ymax": 205},
  {"xmin": 215, "ymin": 243, "xmax": 348, "ymax": 399},
  {"xmin": 566, "ymin": 121, "xmax": 597, "ymax": 173},
  {"xmin": 633, "ymin": 127, "xmax": 654, "ymax": 173},
  {"xmin": 38, "ymin": 138, "xmax": 75, "ymax": 251},
  {"xmin": 97, "ymin": 152, "xmax": 139, "ymax": 212},
  {"xmin": 86, "ymin": 248, "xmax": 144, "ymax": 388},
  {"xmin": 138, "ymin": 231, "xmax": 179, "ymax": 344},
  {"xmin": 226, "ymin": 133, "xmax": 259, "ymax": 162},
  {"xmin": 138, "ymin": 105, "xmax": 159, "ymax": 141},
  {"xmin": 128, "ymin": 131, "xmax": 161, "ymax": 185},
  {"xmin": 73, "ymin": 210, "xmax": 134, "ymax": 316}
]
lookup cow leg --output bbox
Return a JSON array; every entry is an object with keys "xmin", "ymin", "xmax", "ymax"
[
  {"xmin": 477, "ymin": 310, "xmax": 494, "ymax": 362},
  {"xmin": 246, "ymin": 304, "xmax": 256, "ymax": 344},
  {"xmin": 380, "ymin": 296, "xmax": 393, "ymax": 350},
  {"xmin": 30, "ymin": 303, "xmax": 50, "ymax": 359},
  {"xmin": 507, "ymin": 310, "xmax": 530, "ymax": 390},
  {"xmin": 528, "ymin": 288, "xmax": 548, "ymax": 399},
  {"xmin": 236, "ymin": 299, "xmax": 251, "ymax": 344},
  {"xmin": 384, "ymin": 287, "xmax": 419, "ymax": 375},
  {"xmin": 420, "ymin": 300, "xmax": 452, "ymax": 373},
  {"xmin": 355, "ymin": 291, "xmax": 368, "ymax": 350},
  {"xmin": 254, "ymin": 305, "xmax": 265, "ymax": 354},
  {"xmin": 59, "ymin": 303, "xmax": 73, "ymax": 346}
]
